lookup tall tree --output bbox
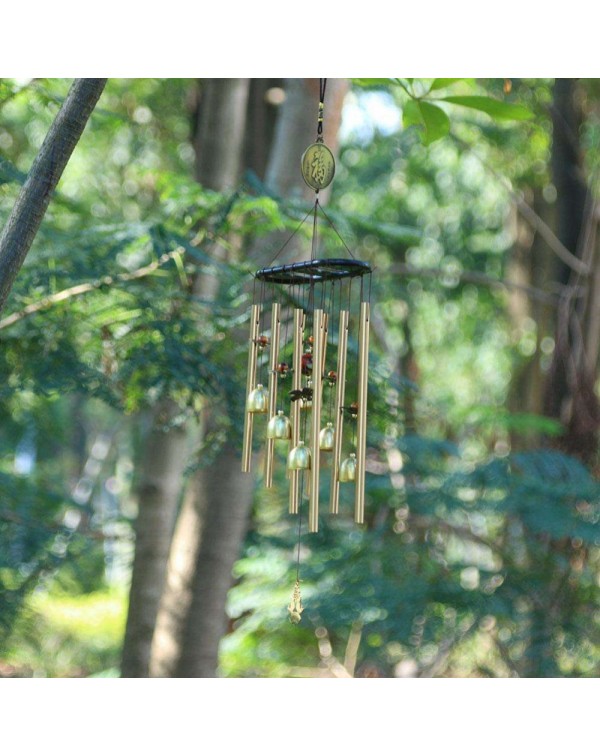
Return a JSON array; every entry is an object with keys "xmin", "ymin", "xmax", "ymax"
[
  {"xmin": 0, "ymin": 78, "xmax": 106, "ymax": 312},
  {"xmin": 543, "ymin": 78, "xmax": 600, "ymax": 463},
  {"xmin": 120, "ymin": 79, "xmax": 251, "ymax": 677}
]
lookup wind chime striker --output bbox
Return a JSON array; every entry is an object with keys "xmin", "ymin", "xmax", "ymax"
[{"xmin": 241, "ymin": 79, "xmax": 372, "ymax": 622}]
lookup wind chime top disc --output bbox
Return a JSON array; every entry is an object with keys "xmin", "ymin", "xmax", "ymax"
[
  {"xmin": 255, "ymin": 258, "xmax": 371, "ymax": 285},
  {"xmin": 301, "ymin": 142, "xmax": 336, "ymax": 190}
]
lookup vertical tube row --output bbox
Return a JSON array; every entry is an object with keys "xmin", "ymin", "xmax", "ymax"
[
  {"xmin": 264, "ymin": 302, "xmax": 281, "ymax": 488},
  {"xmin": 309, "ymin": 309, "xmax": 324, "ymax": 533},
  {"xmin": 355, "ymin": 301, "xmax": 370, "ymax": 524},
  {"xmin": 289, "ymin": 308, "xmax": 304, "ymax": 514},
  {"xmin": 329, "ymin": 309, "xmax": 349, "ymax": 514},
  {"xmin": 242, "ymin": 303, "xmax": 261, "ymax": 473}
]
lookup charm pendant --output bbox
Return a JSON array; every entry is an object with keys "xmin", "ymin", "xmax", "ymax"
[
  {"xmin": 287, "ymin": 579, "xmax": 304, "ymax": 624},
  {"xmin": 301, "ymin": 142, "xmax": 336, "ymax": 190}
]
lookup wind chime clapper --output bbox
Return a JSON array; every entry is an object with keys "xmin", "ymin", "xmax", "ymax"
[{"xmin": 242, "ymin": 256, "xmax": 372, "ymax": 533}]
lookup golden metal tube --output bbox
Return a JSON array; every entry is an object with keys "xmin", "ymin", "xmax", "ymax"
[
  {"xmin": 309, "ymin": 309, "xmax": 324, "ymax": 533},
  {"xmin": 355, "ymin": 301, "xmax": 370, "ymax": 524},
  {"xmin": 329, "ymin": 309, "xmax": 349, "ymax": 514},
  {"xmin": 289, "ymin": 309, "xmax": 304, "ymax": 514},
  {"xmin": 242, "ymin": 303, "xmax": 261, "ymax": 473},
  {"xmin": 264, "ymin": 303, "xmax": 281, "ymax": 488}
]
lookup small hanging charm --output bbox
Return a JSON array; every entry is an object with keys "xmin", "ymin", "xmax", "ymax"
[
  {"xmin": 287, "ymin": 579, "xmax": 303, "ymax": 624},
  {"xmin": 301, "ymin": 143, "xmax": 336, "ymax": 191}
]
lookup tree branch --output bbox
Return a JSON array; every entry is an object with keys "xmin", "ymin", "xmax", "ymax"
[
  {"xmin": 451, "ymin": 132, "xmax": 590, "ymax": 277},
  {"xmin": 0, "ymin": 78, "xmax": 107, "ymax": 313},
  {"xmin": 387, "ymin": 262, "xmax": 563, "ymax": 305},
  {"xmin": 0, "ymin": 249, "xmax": 181, "ymax": 330}
]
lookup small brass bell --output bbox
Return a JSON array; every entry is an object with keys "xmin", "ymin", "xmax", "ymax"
[
  {"xmin": 288, "ymin": 441, "xmax": 311, "ymax": 470},
  {"xmin": 339, "ymin": 453, "xmax": 357, "ymax": 482},
  {"xmin": 247, "ymin": 384, "xmax": 269, "ymax": 413},
  {"xmin": 319, "ymin": 422, "xmax": 335, "ymax": 451},
  {"xmin": 267, "ymin": 410, "xmax": 291, "ymax": 440}
]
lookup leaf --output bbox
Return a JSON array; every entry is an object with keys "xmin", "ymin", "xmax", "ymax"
[
  {"xmin": 418, "ymin": 101, "xmax": 451, "ymax": 144},
  {"xmin": 402, "ymin": 98, "xmax": 422, "ymax": 130},
  {"xmin": 353, "ymin": 78, "xmax": 394, "ymax": 87},
  {"xmin": 441, "ymin": 95, "xmax": 533, "ymax": 121},
  {"xmin": 429, "ymin": 78, "xmax": 464, "ymax": 92},
  {"xmin": 403, "ymin": 100, "xmax": 450, "ymax": 144}
]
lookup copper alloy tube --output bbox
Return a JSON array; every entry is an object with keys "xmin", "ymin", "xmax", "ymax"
[
  {"xmin": 264, "ymin": 302, "xmax": 281, "ymax": 488},
  {"xmin": 355, "ymin": 301, "xmax": 370, "ymax": 524},
  {"xmin": 329, "ymin": 309, "xmax": 349, "ymax": 514},
  {"xmin": 242, "ymin": 303, "xmax": 261, "ymax": 473},
  {"xmin": 289, "ymin": 308, "xmax": 304, "ymax": 514},
  {"xmin": 309, "ymin": 309, "xmax": 324, "ymax": 533}
]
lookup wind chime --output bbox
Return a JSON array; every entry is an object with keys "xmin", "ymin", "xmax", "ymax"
[{"xmin": 241, "ymin": 79, "xmax": 372, "ymax": 623}]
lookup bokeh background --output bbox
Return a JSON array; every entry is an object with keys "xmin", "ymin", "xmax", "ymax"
[{"xmin": 0, "ymin": 78, "xmax": 598, "ymax": 677}]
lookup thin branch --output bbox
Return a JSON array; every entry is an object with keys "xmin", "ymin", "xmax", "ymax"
[
  {"xmin": 0, "ymin": 79, "xmax": 107, "ymax": 313},
  {"xmin": 387, "ymin": 262, "xmax": 562, "ymax": 305},
  {"xmin": 0, "ymin": 509, "xmax": 130, "ymax": 542},
  {"xmin": 0, "ymin": 249, "xmax": 182, "ymax": 330},
  {"xmin": 451, "ymin": 133, "xmax": 590, "ymax": 277}
]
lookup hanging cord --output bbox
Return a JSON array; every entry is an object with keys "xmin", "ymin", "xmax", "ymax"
[
  {"xmin": 316, "ymin": 78, "xmax": 327, "ymax": 143},
  {"xmin": 264, "ymin": 205, "xmax": 316, "ymax": 268},
  {"xmin": 317, "ymin": 203, "xmax": 357, "ymax": 260}
]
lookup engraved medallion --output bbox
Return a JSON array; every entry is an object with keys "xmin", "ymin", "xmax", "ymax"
[{"xmin": 301, "ymin": 142, "xmax": 336, "ymax": 190}]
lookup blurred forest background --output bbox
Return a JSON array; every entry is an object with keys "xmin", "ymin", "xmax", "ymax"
[{"xmin": 0, "ymin": 77, "xmax": 598, "ymax": 678}]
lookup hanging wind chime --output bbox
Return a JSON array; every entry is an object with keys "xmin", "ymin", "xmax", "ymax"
[{"xmin": 241, "ymin": 79, "xmax": 372, "ymax": 623}]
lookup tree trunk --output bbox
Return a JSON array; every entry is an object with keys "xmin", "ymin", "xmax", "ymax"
[
  {"xmin": 120, "ymin": 400, "xmax": 189, "ymax": 677},
  {"xmin": 506, "ymin": 188, "xmax": 557, "ymax": 447},
  {"xmin": 542, "ymin": 78, "xmax": 600, "ymax": 463},
  {"xmin": 0, "ymin": 78, "xmax": 106, "ymax": 313},
  {"xmin": 120, "ymin": 80, "xmax": 251, "ymax": 677},
  {"xmin": 150, "ymin": 78, "xmax": 349, "ymax": 678}
]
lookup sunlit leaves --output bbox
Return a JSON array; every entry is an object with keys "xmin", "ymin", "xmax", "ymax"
[
  {"xmin": 441, "ymin": 95, "xmax": 534, "ymax": 121},
  {"xmin": 428, "ymin": 78, "xmax": 464, "ymax": 92}
]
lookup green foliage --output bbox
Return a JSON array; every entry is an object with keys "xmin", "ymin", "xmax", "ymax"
[
  {"xmin": 355, "ymin": 78, "xmax": 534, "ymax": 144},
  {"xmin": 0, "ymin": 78, "xmax": 598, "ymax": 679},
  {"xmin": 2, "ymin": 588, "xmax": 125, "ymax": 677}
]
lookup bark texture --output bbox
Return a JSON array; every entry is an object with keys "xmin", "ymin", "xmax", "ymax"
[
  {"xmin": 542, "ymin": 79, "xmax": 600, "ymax": 462},
  {"xmin": 121, "ymin": 80, "xmax": 251, "ymax": 678},
  {"xmin": 0, "ymin": 78, "xmax": 106, "ymax": 313},
  {"xmin": 150, "ymin": 78, "xmax": 349, "ymax": 678},
  {"xmin": 120, "ymin": 400, "xmax": 189, "ymax": 677},
  {"xmin": 150, "ymin": 79, "xmax": 250, "ymax": 677}
]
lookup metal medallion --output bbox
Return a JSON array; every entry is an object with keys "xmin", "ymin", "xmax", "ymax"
[{"xmin": 301, "ymin": 142, "xmax": 336, "ymax": 190}]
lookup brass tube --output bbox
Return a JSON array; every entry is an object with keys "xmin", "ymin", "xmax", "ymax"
[
  {"xmin": 355, "ymin": 301, "xmax": 370, "ymax": 524},
  {"xmin": 242, "ymin": 303, "xmax": 261, "ymax": 473},
  {"xmin": 329, "ymin": 309, "xmax": 349, "ymax": 514},
  {"xmin": 309, "ymin": 309, "xmax": 324, "ymax": 533},
  {"xmin": 264, "ymin": 303, "xmax": 281, "ymax": 488},
  {"xmin": 289, "ymin": 308, "xmax": 304, "ymax": 514}
]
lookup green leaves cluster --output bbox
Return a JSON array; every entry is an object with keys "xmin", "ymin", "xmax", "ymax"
[{"xmin": 354, "ymin": 78, "xmax": 534, "ymax": 144}]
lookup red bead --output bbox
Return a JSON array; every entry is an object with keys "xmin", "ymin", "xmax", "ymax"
[{"xmin": 301, "ymin": 353, "xmax": 313, "ymax": 375}]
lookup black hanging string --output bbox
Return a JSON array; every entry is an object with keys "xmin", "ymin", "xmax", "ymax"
[
  {"xmin": 317, "ymin": 78, "xmax": 327, "ymax": 143},
  {"xmin": 265, "ymin": 206, "xmax": 316, "ymax": 268},
  {"xmin": 317, "ymin": 203, "xmax": 357, "ymax": 260}
]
